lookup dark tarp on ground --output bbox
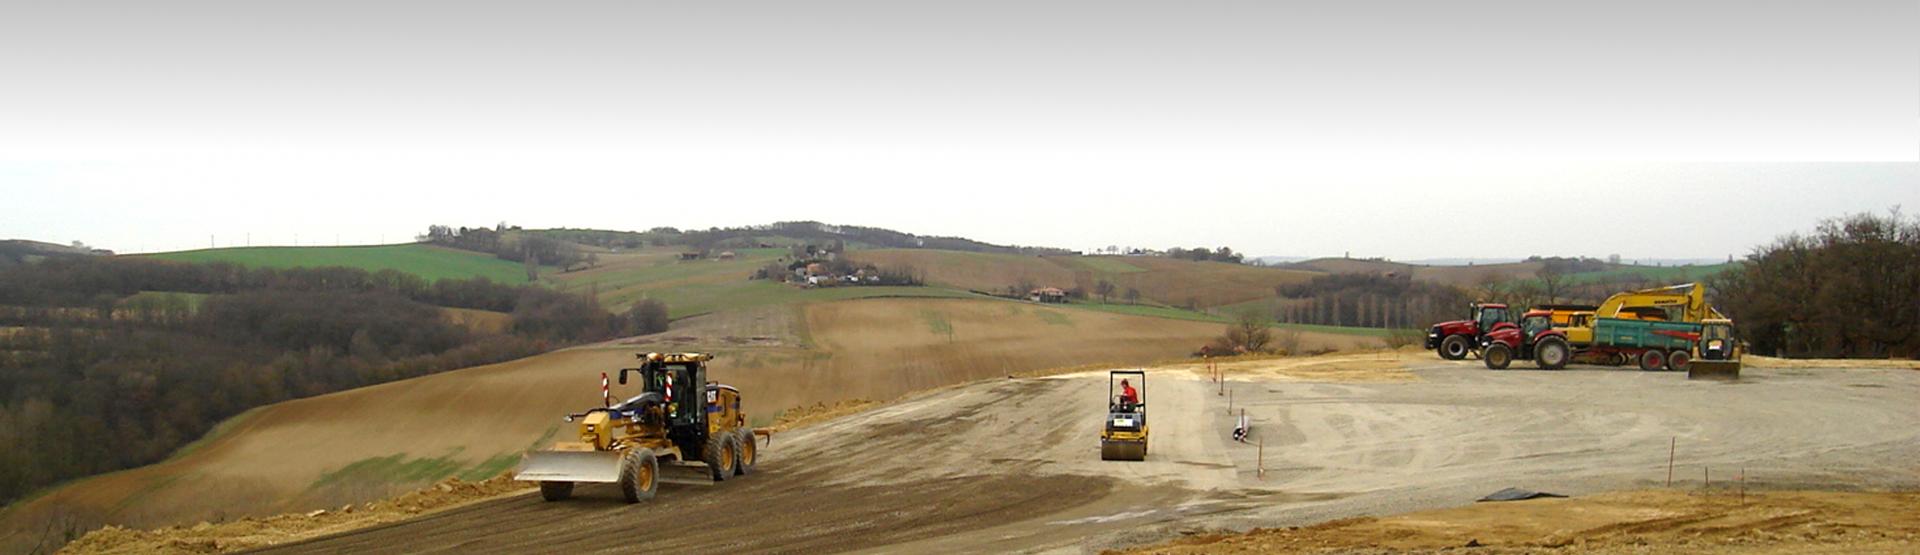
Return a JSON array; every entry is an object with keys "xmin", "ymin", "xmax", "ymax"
[{"xmin": 1477, "ymin": 487, "xmax": 1568, "ymax": 502}]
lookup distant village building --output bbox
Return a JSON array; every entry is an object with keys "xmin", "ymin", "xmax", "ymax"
[
  {"xmin": 678, "ymin": 252, "xmax": 702, "ymax": 261},
  {"xmin": 717, "ymin": 251, "xmax": 737, "ymax": 260},
  {"xmin": 1028, "ymin": 287, "xmax": 1068, "ymax": 303}
]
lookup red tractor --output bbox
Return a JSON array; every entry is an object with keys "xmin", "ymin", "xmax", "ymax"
[
  {"xmin": 1426, "ymin": 302, "xmax": 1513, "ymax": 360},
  {"xmin": 1480, "ymin": 310, "xmax": 1573, "ymax": 370}
]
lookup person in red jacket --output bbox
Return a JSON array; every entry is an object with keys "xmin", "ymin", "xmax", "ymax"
[{"xmin": 1118, "ymin": 379, "xmax": 1140, "ymax": 408}]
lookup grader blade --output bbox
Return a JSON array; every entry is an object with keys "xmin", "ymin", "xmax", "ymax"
[
  {"xmin": 515, "ymin": 450, "xmax": 624, "ymax": 483},
  {"xmin": 1101, "ymin": 440, "xmax": 1147, "ymax": 461},
  {"xmin": 1688, "ymin": 360, "xmax": 1741, "ymax": 381}
]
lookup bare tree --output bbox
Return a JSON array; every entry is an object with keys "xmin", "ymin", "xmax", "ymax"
[
  {"xmin": 1217, "ymin": 311, "xmax": 1275, "ymax": 354},
  {"xmin": 1123, "ymin": 287, "xmax": 1141, "ymax": 305},
  {"xmin": 1094, "ymin": 280, "xmax": 1116, "ymax": 303},
  {"xmin": 1536, "ymin": 264, "xmax": 1567, "ymax": 303}
]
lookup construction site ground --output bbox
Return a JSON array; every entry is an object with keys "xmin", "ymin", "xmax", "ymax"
[{"xmin": 154, "ymin": 355, "xmax": 1920, "ymax": 554}]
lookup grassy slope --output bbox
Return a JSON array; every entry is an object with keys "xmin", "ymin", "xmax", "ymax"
[{"xmin": 144, "ymin": 244, "xmax": 544, "ymax": 284}]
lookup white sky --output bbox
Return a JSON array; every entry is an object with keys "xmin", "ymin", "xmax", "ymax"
[{"xmin": 2, "ymin": 1, "xmax": 1916, "ymax": 259}]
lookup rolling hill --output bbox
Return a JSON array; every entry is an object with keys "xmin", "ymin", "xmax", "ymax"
[
  {"xmin": 846, "ymin": 250, "xmax": 1319, "ymax": 308},
  {"xmin": 0, "ymin": 296, "xmax": 1377, "ymax": 543}
]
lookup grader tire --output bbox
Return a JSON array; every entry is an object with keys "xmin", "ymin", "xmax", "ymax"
[
  {"xmin": 703, "ymin": 434, "xmax": 737, "ymax": 481},
  {"xmin": 734, "ymin": 428, "xmax": 757, "ymax": 476},
  {"xmin": 539, "ymin": 481, "xmax": 573, "ymax": 502},
  {"xmin": 1439, "ymin": 335, "xmax": 1470, "ymax": 360},
  {"xmin": 618, "ymin": 450, "xmax": 658, "ymax": 503}
]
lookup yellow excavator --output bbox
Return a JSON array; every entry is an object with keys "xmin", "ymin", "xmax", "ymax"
[
  {"xmin": 1100, "ymin": 370, "xmax": 1148, "ymax": 461},
  {"xmin": 514, "ymin": 352, "xmax": 768, "ymax": 502}
]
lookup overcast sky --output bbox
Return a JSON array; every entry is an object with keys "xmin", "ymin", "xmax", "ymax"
[{"xmin": 2, "ymin": 1, "xmax": 1915, "ymax": 260}]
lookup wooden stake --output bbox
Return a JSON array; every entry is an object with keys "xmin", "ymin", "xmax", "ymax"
[
  {"xmin": 1258, "ymin": 437, "xmax": 1265, "ymax": 480},
  {"xmin": 1227, "ymin": 388, "xmax": 1233, "ymax": 414},
  {"xmin": 1704, "ymin": 466, "xmax": 1711, "ymax": 493},
  {"xmin": 1740, "ymin": 467, "xmax": 1746, "ymax": 505},
  {"xmin": 1666, "ymin": 436, "xmax": 1676, "ymax": 488}
]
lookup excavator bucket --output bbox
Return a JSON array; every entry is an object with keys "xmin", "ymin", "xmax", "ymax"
[
  {"xmin": 1688, "ymin": 360, "xmax": 1741, "ymax": 381},
  {"xmin": 515, "ymin": 450, "xmax": 625, "ymax": 483},
  {"xmin": 1100, "ymin": 439, "xmax": 1147, "ymax": 461}
]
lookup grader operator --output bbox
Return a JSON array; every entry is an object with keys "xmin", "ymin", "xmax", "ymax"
[{"xmin": 514, "ymin": 352, "xmax": 768, "ymax": 502}]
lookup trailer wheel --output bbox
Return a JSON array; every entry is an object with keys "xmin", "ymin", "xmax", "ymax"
[
  {"xmin": 1535, "ymin": 338, "xmax": 1570, "ymax": 370},
  {"xmin": 1483, "ymin": 343, "xmax": 1513, "ymax": 370},
  {"xmin": 1667, "ymin": 350, "xmax": 1691, "ymax": 372},
  {"xmin": 1608, "ymin": 352, "xmax": 1629, "ymax": 367},
  {"xmin": 618, "ymin": 450, "xmax": 658, "ymax": 503},
  {"xmin": 733, "ymin": 428, "xmax": 756, "ymax": 476},
  {"xmin": 539, "ymin": 481, "xmax": 573, "ymax": 502},
  {"xmin": 1638, "ymin": 350, "xmax": 1666, "ymax": 372},
  {"xmin": 1440, "ymin": 335, "xmax": 1470, "ymax": 360},
  {"xmin": 703, "ymin": 433, "xmax": 737, "ymax": 481}
]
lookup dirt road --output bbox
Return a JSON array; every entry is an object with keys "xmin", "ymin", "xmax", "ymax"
[{"xmin": 257, "ymin": 359, "xmax": 1920, "ymax": 554}]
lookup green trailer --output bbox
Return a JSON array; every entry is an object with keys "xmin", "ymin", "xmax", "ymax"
[{"xmin": 1588, "ymin": 318, "xmax": 1703, "ymax": 371}]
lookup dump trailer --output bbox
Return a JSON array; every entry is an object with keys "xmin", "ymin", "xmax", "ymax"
[
  {"xmin": 1100, "ymin": 370, "xmax": 1148, "ymax": 461},
  {"xmin": 515, "ymin": 352, "xmax": 768, "ymax": 502}
]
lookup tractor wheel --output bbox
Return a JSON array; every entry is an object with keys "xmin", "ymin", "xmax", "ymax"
[
  {"xmin": 1535, "ymin": 338, "xmax": 1570, "ymax": 370},
  {"xmin": 1608, "ymin": 352, "xmax": 1630, "ymax": 367},
  {"xmin": 734, "ymin": 428, "xmax": 757, "ymax": 476},
  {"xmin": 1638, "ymin": 350, "xmax": 1666, "ymax": 372},
  {"xmin": 703, "ymin": 433, "xmax": 737, "ymax": 481},
  {"xmin": 1439, "ymin": 335, "xmax": 1470, "ymax": 360},
  {"xmin": 1667, "ymin": 350, "xmax": 1692, "ymax": 372},
  {"xmin": 617, "ymin": 450, "xmax": 658, "ymax": 503},
  {"xmin": 1483, "ymin": 343, "xmax": 1513, "ymax": 370},
  {"xmin": 539, "ymin": 481, "xmax": 573, "ymax": 502}
]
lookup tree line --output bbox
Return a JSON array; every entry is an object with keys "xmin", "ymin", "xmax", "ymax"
[
  {"xmin": 1273, "ymin": 272, "xmax": 1468, "ymax": 329},
  {"xmin": 1713, "ymin": 210, "xmax": 1920, "ymax": 358},
  {"xmin": 0, "ymin": 257, "xmax": 643, "ymax": 504}
]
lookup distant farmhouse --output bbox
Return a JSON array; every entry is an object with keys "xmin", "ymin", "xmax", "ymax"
[{"xmin": 1028, "ymin": 287, "xmax": 1068, "ymax": 303}]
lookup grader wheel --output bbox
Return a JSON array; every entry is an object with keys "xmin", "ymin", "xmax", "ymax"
[
  {"xmin": 704, "ymin": 434, "xmax": 737, "ymax": 481},
  {"xmin": 734, "ymin": 428, "xmax": 757, "ymax": 476},
  {"xmin": 618, "ymin": 450, "xmax": 658, "ymax": 503},
  {"xmin": 539, "ymin": 481, "xmax": 573, "ymax": 502}
]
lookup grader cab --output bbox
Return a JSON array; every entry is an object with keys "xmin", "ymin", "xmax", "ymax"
[{"xmin": 514, "ymin": 352, "xmax": 767, "ymax": 502}]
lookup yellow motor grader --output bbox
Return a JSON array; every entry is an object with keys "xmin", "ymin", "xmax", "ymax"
[{"xmin": 514, "ymin": 352, "xmax": 768, "ymax": 502}]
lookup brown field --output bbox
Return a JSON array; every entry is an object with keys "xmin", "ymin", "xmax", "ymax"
[
  {"xmin": 0, "ymin": 297, "xmax": 1372, "ymax": 548},
  {"xmin": 1290, "ymin": 257, "xmax": 1546, "ymax": 288},
  {"xmin": 846, "ymin": 250, "xmax": 1318, "ymax": 308}
]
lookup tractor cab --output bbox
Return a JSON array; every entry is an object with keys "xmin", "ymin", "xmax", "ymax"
[
  {"xmin": 1518, "ymin": 311, "xmax": 1554, "ymax": 342},
  {"xmin": 1475, "ymin": 303, "xmax": 1512, "ymax": 333}
]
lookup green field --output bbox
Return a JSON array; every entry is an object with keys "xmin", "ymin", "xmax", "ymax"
[
  {"xmin": 610, "ymin": 280, "xmax": 986, "ymax": 320},
  {"xmin": 145, "ymin": 244, "xmax": 545, "ymax": 284}
]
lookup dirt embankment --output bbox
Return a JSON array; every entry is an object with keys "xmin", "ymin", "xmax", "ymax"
[
  {"xmin": 1118, "ymin": 489, "xmax": 1920, "ymax": 554},
  {"xmin": 58, "ymin": 476, "xmax": 531, "ymax": 555}
]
